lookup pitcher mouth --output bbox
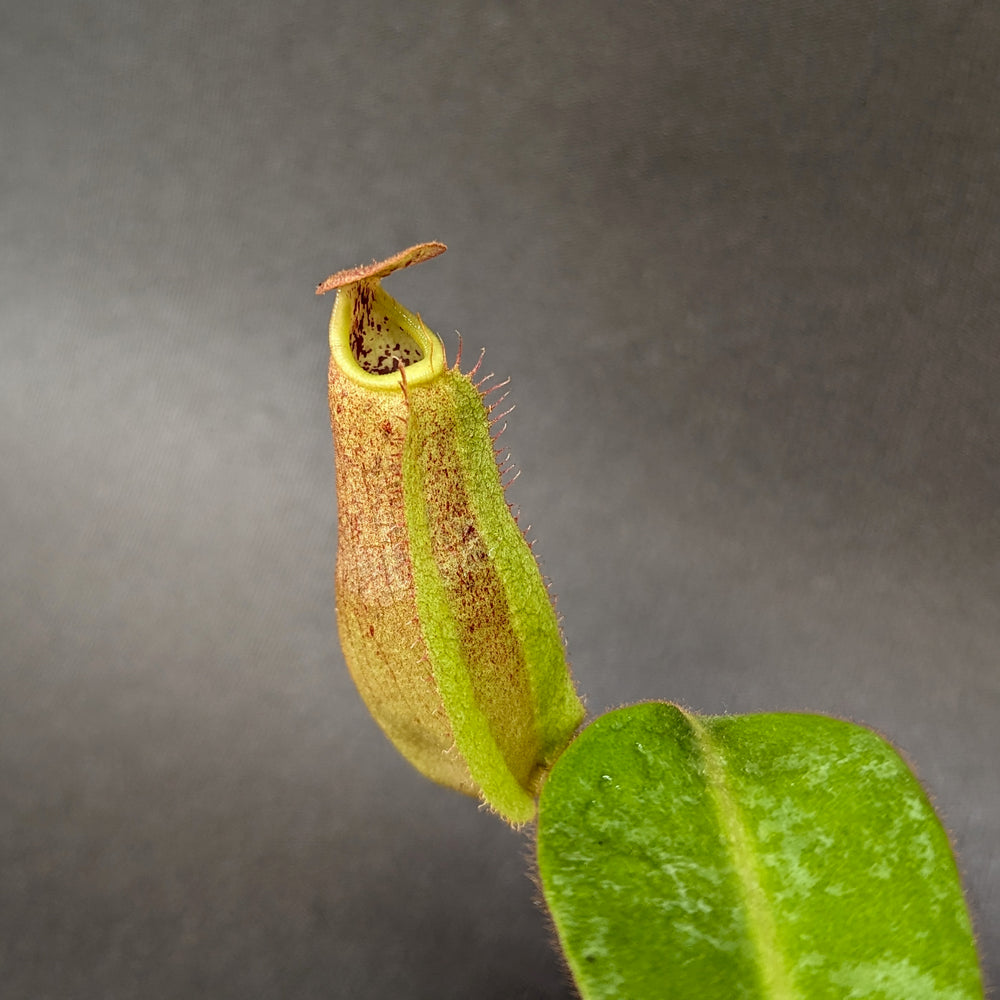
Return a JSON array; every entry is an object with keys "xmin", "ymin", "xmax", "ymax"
[
  {"xmin": 328, "ymin": 280, "xmax": 446, "ymax": 391},
  {"xmin": 319, "ymin": 242, "xmax": 448, "ymax": 392}
]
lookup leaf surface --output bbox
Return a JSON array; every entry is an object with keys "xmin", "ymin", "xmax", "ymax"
[{"xmin": 537, "ymin": 703, "xmax": 983, "ymax": 999}]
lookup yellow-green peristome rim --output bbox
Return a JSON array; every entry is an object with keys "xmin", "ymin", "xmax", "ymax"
[{"xmin": 329, "ymin": 282, "xmax": 447, "ymax": 392}]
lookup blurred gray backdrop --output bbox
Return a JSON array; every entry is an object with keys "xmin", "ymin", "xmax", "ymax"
[{"xmin": 2, "ymin": 2, "xmax": 997, "ymax": 997}]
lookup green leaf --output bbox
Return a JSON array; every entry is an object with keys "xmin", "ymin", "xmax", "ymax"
[{"xmin": 536, "ymin": 702, "xmax": 983, "ymax": 1000}]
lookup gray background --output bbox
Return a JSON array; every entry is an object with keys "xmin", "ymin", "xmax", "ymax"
[{"xmin": 2, "ymin": 2, "xmax": 997, "ymax": 997}]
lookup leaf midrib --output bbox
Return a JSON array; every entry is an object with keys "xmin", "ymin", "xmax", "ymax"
[{"xmin": 686, "ymin": 712, "xmax": 799, "ymax": 1000}]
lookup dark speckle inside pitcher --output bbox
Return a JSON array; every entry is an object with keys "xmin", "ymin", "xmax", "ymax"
[{"xmin": 350, "ymin": 283, "xmax": 424, "ymax": 375}]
